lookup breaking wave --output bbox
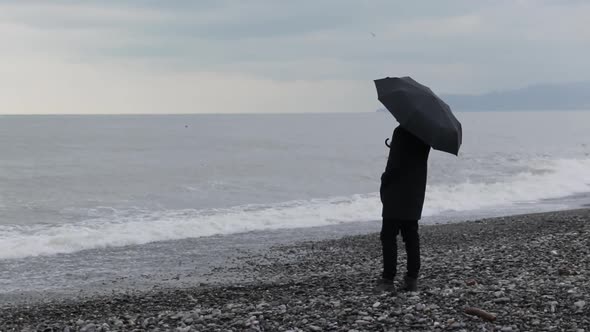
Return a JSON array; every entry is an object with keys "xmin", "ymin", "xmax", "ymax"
[{"xmin": 1, "ymin": 158, "xmax": 589, "ymax": 259}]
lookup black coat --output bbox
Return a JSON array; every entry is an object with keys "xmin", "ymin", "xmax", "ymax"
[{"xmin": 380, "ymin": 126, "xmax": 431, "ymax": 220}]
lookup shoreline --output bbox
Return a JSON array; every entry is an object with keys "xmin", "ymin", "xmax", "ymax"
[
  {"xmin": 1, "ymin": 203, "xmax": 582, "ymax": 301},
  {"xmin": 1, "ymin": 209, "xmax": 589, "ymax": 331}
]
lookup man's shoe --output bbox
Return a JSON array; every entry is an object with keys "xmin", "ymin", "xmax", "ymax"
[
  {"xmin": 403, "ymin": 275, "xmax": 418, "ymax": 292},
  {"xmin": 375, "ymin": 278, "xmax": 396, "ymax": 293}
]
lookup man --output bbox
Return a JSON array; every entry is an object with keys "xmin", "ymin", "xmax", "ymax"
[{"xmin": 377, "ymin": 125, "xmax": 431, "ymax": 292}]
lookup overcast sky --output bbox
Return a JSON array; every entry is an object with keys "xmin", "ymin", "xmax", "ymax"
[{"xmin": 1, "ymin": 0, "xmax": 589, "ymax": 114}]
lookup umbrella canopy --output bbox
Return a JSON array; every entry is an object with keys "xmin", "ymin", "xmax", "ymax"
[{"xmin": 375, "ymin": 76, "xmax": 462, "ymax": 155}]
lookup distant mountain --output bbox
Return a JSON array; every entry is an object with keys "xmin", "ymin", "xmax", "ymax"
[{"xmin": 442, "ymin": 81, "xmax": 590, "ymax": 111}]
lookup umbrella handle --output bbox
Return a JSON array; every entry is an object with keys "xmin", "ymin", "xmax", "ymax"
[{"xmin": 385, "ymin": 138, "xmax": 391, "ymax": 148}]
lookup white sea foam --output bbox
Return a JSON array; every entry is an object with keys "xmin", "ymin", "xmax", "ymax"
[
  {"xmin": 425, "ymin": 158, "xmax": 590, "ymax": 214},
  {"xmin": 1, "ymin": 158, "xmax": 589, "ymax": 260}
]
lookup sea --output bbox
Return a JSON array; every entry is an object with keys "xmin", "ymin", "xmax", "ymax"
[{"xmin": 1, "ymin": 111, "xmax": 589, "ymax": 298}]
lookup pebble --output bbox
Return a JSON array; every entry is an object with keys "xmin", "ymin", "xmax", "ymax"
[
  {"xmin": 450, "ymin": 322, "xmax": 466, "ymax": 329},
  {"xmin": 80, "ymin": 324, "xmax": 97, "ymax": 332},
  {"xmin": 494, "ymin": 291, "xmax": 505, "ymax": 297},
  {"xmin": 573, "ymin": 300, "xmax": 586, "ymax": 310},
  {"xmin": 493, "ymin": 297, "xmax": 510, "ymax": 303}
]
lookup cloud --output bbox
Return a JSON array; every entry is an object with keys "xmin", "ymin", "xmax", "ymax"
[
  {"xmin": 0, "ymin": 55, "xmax": 374, "ymax": 114},
  {"xmin": 0, "ymin": 1, "xmax": 589, "ymax": 114}
]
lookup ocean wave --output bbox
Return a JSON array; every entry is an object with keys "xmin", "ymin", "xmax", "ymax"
[
  {"xmin": 425, "ymin": 158, "xmax": 590, "ymax": 214},
  {"xmin": 0, "ymin": 158, "xmax": 589, "ymax": 259}
]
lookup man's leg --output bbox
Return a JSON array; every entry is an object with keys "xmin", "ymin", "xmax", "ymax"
[
  {"xmin": 380, "ymin": 218, "xmax": 400, "ymax": 280},
  {"xmin": 400, "ymin": 220, "xmax": 420, "ymax": 280}
]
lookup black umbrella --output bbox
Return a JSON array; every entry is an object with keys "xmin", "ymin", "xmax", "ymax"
[{"xmin": 375, "ymin": 76, "xmax": 462, "ymax": 155}]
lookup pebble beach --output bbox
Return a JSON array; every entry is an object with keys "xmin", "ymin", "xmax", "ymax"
[{"xmin": 1, "ymin": 209, "xmax": 589, "ymax": 331}]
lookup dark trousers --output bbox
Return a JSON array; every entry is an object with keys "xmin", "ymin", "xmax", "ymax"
[{"xmin": 380, "ymin": 218, "xmax": 420, "ymax": 280}]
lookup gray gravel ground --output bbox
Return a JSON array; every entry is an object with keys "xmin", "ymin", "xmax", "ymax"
[{"xmin": 1, "ymin": 209, "xmax": 589, "ymax": 331}]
